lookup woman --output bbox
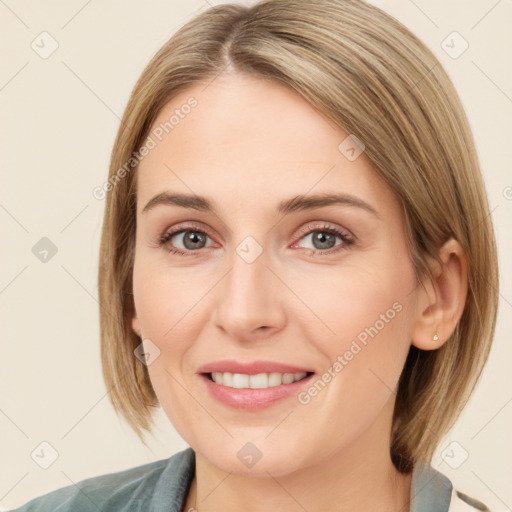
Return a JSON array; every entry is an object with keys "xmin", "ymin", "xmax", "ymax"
[{"xmin": 11, "ymin": 0, "xmax": 499, "ymax": 510}]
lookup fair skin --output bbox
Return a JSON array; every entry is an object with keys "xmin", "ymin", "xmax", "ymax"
[{"xmin": 131, "ymin": 72, "xmax": 467, "ymax": 512}]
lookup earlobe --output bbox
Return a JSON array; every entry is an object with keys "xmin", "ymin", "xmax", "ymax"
[{"xmin": 411, "ymin": 238, "xmax": 468, "ymax": 351}]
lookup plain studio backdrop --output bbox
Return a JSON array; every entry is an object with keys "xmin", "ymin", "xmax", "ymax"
[{"xmin": 0, "ymin": 1, "xmax": 511, "ymax": 510}]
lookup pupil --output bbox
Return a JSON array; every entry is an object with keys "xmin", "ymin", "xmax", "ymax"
[
  {"xmin": 184, "ymin": 231, "xmax": 205, "ymax": 249},
  {"xmin": 314, "ymin": 232, "xmax": 335, "ymax": 249}
]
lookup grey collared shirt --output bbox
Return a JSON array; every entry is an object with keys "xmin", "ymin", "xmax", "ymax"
[{"xmin": 8, "ymin": 447, "xmax": 491, "ymax": 511}]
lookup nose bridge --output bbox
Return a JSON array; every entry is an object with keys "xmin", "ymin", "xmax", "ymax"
[{"xmin": 213, "ymin": 235, "xmax": 285, "ymax": 337}]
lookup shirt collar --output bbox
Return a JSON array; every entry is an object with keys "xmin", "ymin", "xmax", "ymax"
[{"xmin": 409, "ymin": 460, "xmax": 453, "ymax": 512}]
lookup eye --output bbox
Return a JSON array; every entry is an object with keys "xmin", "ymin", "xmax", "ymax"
[
  {"xmin": 156, "ymin": 221, "xmax": 354, "ymax": 257},
  {"xmin": 157, "ymin": 223, "xmax": 214, "ymax": 256},
  {"xmin": 292, "ymin": 222, "xmax": 354, "ymax": 255}
]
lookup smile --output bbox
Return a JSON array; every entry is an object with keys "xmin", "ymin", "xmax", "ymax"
[
  {"xmin": 200, "ymin": 371, "xmax": 315, "ymax": 410},
  {"xmin": 207, "ymin": 371, "xmax": 312, "ymax": 389}
]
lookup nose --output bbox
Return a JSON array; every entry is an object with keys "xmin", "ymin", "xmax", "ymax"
[{"xmin": 212, "ymin": 243, "xmax": 287, "ymax": 342}]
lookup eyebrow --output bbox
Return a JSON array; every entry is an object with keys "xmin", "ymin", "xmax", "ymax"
[{"xmin": 141, "ymin": 191, "xmax": 380, "ymax": 218}]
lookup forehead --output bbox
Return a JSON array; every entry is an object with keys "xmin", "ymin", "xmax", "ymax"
[{"xmin": 136, "ymin": 72, "xmax": 397, "ymax": 219}]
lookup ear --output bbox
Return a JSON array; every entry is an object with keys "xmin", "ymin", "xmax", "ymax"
[{"xmin": 411, "ymin": 238, "xmax": 468, "ymax": 350}]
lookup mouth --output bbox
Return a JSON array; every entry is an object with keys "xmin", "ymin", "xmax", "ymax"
[
  {"xmin": 196, "ymin": 360, "xmax": 316, "ymax": 410},
  {"xmin": 203, "ymin": 371, "xmax": 315, "ymax": 389},
  {"xmin": 199, "ymin": 370, "xmax": 315, "ymax": 410}
]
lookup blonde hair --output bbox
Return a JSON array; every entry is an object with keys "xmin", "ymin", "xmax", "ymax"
[{"xmin": 98, "ymin": 0, "xmax": 499, "ymax": 472}]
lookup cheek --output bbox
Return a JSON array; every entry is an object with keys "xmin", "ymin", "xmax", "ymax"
[
  {"xmin": 298, "ymin": 289, "xmax": 414, "ymax": 454},
  {"xmin": 145, "ymin": 359, "xmax": 209, "ymax": 454},
  {"xmin": 132, "ymin": 256, "xmax": 207, "ymax": 348},
  {"xmin": 298, "ymin": 252, "xmax": 415, "ymax": 404},
  {"xmin": 133, "ymin": 265, "xmax": 204, "ymax": 437},
  {"xmin": 131, "ymin": 257, "xmax": 212, "ymax": 422},
  {"xmin": 298, "ymin": 249, "xmax": 414, "ymax": 350}
]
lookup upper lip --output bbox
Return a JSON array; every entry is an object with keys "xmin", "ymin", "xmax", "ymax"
[{"xmin": 198, "ymin": 360, "xmax": 314, "ymax": 375}]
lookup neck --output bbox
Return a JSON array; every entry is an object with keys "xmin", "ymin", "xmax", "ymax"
[{"xmin": 183, "ymin": 403, "xmax": 413, "ymax": 512}]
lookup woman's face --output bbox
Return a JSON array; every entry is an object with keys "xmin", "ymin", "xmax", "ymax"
[{"xmin": 132, "ymin": 72, "xmax": 421, "ymax": 476}]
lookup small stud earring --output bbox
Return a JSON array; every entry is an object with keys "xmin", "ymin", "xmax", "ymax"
[{"xmin": 433, "ymin": 332, "xmax": 439, "ymax": 341}]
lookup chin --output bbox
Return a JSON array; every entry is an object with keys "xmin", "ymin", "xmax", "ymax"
[{"xmin": 195, "ymin": 436, "xmax": 311, "ymax": 478}]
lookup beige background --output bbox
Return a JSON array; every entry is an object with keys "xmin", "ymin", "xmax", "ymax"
[{"xmin": 1, "ymin": 0, "xmax": 511, "ymax": 510}]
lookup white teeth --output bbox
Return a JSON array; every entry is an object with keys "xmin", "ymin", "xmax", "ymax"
[
  {"xmin": 212, "ymin": 372, "xmax": 223, "ymax": 385},
  {"xmin": 282, "ymin": 373, "xmax": 295, "ymax": 384},
  {"xmin": 268, "ymin": 372, "xmax": 282, "ymax": 387},
  {"xmin": 232, "ymin": 373, "xmax": 249, "ymax": 388},
  {"xmin": 249, "ymin": 373, "xmax": 268, "ymax": 389},
  {"xmin": 210, "ymin": 371, "xmax": 308, "ymax": 388},
  {"xmin": 222, "ymin": 372, "xmax": 233, "ymax": 387}
]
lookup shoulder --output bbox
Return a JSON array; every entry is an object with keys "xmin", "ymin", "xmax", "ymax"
[
  {"xmin": 410, "ymin": 462, "xmax": 493, "ymax": 512},
  {"xmin": 7, "ymin": 447, "xmax": 195, "ymax": 512}
]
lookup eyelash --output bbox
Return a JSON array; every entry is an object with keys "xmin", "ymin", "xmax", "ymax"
[{"xmin": 156, "ymin": 222, "xmax": 354, "ymax": 257}]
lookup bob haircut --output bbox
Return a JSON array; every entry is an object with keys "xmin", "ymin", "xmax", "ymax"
[{"xmin": 98, "ymin": 0, "xmax": 499, "ymax": 473}]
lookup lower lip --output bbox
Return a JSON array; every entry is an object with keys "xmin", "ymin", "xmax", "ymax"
[{"xmin": 200, "ymin": 373, "xmax": 314, "ymax": 410}]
